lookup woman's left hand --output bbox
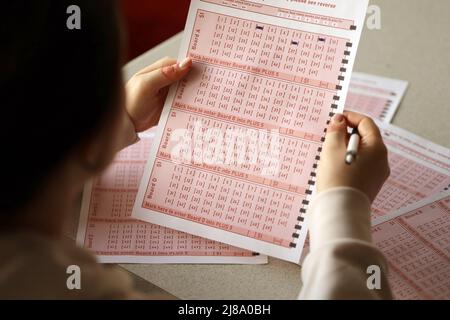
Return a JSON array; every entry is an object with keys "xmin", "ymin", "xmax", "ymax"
[{"xmin": 125, "ymin": 56, "xmax": 192, "ymax": 132}]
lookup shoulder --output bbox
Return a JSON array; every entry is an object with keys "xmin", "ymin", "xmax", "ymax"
[{"xmin": 0, "ymin": 231, "xmax": 135, "ymax": 299}]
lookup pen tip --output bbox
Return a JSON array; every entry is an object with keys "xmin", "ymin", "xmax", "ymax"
[{"xmin": 345, "ymin": 154, "xmax": 354, "ymax": 165}]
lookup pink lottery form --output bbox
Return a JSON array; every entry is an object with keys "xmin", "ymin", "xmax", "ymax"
[{"xmin": 372, "ymin": 191, "xmax": 450, "ymax": 299}]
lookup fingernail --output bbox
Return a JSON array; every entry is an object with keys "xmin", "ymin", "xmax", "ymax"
[
  {"xmin": 178, "ymin": 57, "xmax": 192, "ymax": 69},
  {"xmin": 161, "ymin": 65, "xmax": 176, "ymax": 77},
  {"xmin": 332, "ymin": 113, "xmax": 345, "ymax": 124}
]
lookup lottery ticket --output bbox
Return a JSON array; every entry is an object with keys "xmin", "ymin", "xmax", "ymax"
[{"xmin": 132, "ymin": 0, "xmax": 369, "ymax": 262}]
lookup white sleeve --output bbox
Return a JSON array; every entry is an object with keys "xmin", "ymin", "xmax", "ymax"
[{"xmin": 298, "ymin": 187, "xmax": 393, "ymax": 300}]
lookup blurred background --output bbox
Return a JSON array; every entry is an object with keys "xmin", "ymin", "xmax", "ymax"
[{"xmin": 121, "ymin": 0, "xmax": 190, "ymax": 61}]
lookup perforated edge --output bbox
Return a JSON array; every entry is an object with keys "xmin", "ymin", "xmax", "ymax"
[{"xmin": 290, "ymin": 40, "xmax": 353, "ymax": 248}]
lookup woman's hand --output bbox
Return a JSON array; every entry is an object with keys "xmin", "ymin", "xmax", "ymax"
[
  {"xmin": 125, "ymin": 56, "xmax": 192, "ymax": 132},
  {"xmin": 316, "ymin": 111, "xmax": 390, "ymax": 202}
]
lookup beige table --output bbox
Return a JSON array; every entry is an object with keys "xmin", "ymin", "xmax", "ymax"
[{"xmin": 71, "ymin": 0, "xmax": 450, "ymax": 299}]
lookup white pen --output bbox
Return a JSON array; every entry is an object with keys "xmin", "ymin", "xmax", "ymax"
[{"xmin": 345, "ymin": 128, "xmax": 360, "ymax": 165}]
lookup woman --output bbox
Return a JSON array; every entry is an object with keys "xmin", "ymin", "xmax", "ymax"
[{"xmin": 0, "ymin": 1, "xmax": 391, "ymax": 299}]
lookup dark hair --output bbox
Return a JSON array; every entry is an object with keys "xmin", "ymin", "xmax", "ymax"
[{"xmin": 0, "ymin": 1, "xmax": 122, "ymax": 213}]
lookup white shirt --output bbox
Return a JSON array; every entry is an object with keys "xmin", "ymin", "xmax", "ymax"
[{"xmin": 299, "ymin": 187, "xmax": 392, "ymax": 299}]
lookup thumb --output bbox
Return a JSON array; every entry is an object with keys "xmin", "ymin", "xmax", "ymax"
[
  {"xmin": 145, "ymin": 57, "xmax": 193, "ymax": 92},
  {"xmin": 323, "ymin": 113, "xmax": 347, "ymax": 149}
]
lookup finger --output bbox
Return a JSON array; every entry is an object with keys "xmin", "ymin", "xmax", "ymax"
[
  {"xmin": 343, "ymin": 111, "xmax": 382, "ymax": 143},
  {"xmin": 144, "ymin": 57, "xmax": 193, "ymax": 92},
  {"xmin": 135, "ymin": 56, "xmax": 177, "ymax": 75},
  {"xmin": 157, "ymin": 86, "xmax": 170, "ymax": 106},
  {"xmin": 323, "ymin": 113, "xmax": 348, "ymax": 149}
]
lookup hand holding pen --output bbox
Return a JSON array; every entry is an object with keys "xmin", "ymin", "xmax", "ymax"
[{"xmin": 316, "ymin": 111, "xmax": 391, "ymax": 203}]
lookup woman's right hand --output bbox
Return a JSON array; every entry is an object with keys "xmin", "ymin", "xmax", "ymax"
[{"xmin": 316, "ymin": 111, "xmax": 390, "ymax": 202}]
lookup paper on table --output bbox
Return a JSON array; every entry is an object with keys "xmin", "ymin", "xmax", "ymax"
[
  {"xmin": 76, "ymin": 128, "xmax": 267, "ymax": 264},
  {"xmin": 373, "ymin": 120, "xmax": 450, "ymax": 219},
  {"xmin": 379, "ymin": 120, "xmax": 450, "ymax": 171},
  {"xmin": 345, "ymin": 72, "xmax": 408, "ymax": 123},
  {"xmin": 132, "ymin": 0, "xmax": 369, "ymax": 262},
  {"xmin": 372, "ymin": 190, "xmax": 450, "ymax": 300}
]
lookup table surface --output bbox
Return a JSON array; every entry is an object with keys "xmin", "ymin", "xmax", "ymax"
[{"xmin": 72, "ymin": 0, "xmax": 450, "ymax": 299}]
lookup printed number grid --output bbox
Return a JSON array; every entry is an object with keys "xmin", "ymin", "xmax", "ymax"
[
  {"xmin": 371, "ymin": 150, "xmax": 450, "ymax": 218},
  {"xmin": 345, "ymin": 92, "xmax": 392, "ymax": 121},
  {"xmin": 372, "ymin": 196, "xmax": 450, "ymax": 299},
  {"xmin": 190, "ymin": 10, "xmax": 351, "ymax": 90},
  {"xmin": 84, "ymin": 138, "xmax": 256, "ymax": 257},
  {"xmin": 157, "ymin": 112, "xmax": 317, "ymax": 193}
]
